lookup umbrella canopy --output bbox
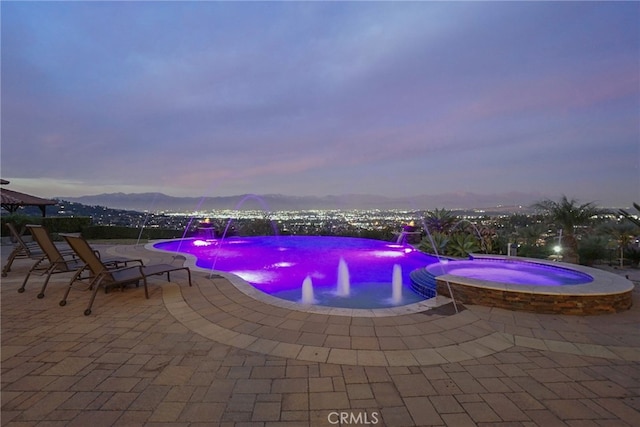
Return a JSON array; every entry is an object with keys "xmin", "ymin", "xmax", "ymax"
[
  {"xmin": 1, "ymin": 192, "xmax": 22, "ymax": 204},
  {"xmin": 0, "ymin": 188, "xmax": 57, "ymax": 216}
]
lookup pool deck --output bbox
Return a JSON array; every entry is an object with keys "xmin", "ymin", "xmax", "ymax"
[{"xmin": 2, "ymin": 243, "xmax": 640, "ymax": 426}]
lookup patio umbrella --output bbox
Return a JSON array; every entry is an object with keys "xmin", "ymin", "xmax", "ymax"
[
  {"xmin": 1, "ymin": 192, "xmax": 22, "ymax": 205},
  {"xmin": 0, "ymin": 188, "xmax": 57, "ymax": 216}
]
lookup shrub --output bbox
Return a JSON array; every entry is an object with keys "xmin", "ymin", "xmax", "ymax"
[
  {"xmin": 1, "ymin": 214, "xmax": 36, "ymax": 237},
  {"xmin": 81, "ymin": 226, "xmax": 183, "ymax": 240},
  {"xmin": 577, "ymin": 236, "xmax": 609, "ymax": 266},
  {"xmin": 446, "ymin": 233, "xmax": 480, "ymax": 258},
  {"xmin": 43, "ymin": 217, "xmax": 91, "ymax": 233},
  {"xmin": 1, "ymin": 215, "xmax": 91, "ymax": 238},
  {"xmin": 624, "ymin": 246, "xmax": 640, "ymax": 268},
  {"xmin": 516, "ymin": 244, "xmax": 552, "ymax": 259},
  {"xmin": 418, "ymin": 232, "xmax": 449, "ymax": 255}
]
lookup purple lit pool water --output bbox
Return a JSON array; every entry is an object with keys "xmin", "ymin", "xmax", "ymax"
[
  {"xmin": 427, "ymin": 259, "xmax": 593, "ymax": 286},
  {"xmin": 153, "ymin": 236, "xmax": 440, "ymax": 308}
]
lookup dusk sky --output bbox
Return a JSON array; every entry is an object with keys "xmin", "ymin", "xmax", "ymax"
[{"xmin": 2, "ymin": 1, "xmax": 639, "ymax": 207}]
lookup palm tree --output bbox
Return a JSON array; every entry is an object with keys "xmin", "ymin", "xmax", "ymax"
[
  {"xmin": 423, "ymin": 208, "xmax": 457, "ymax": 235},
  {"xmin": 477, "ymin": 225, "xmax": 497, "ymax": 254},
  {"xmin": 512, "ymin": 223, "xmax": 551, "ymax": 259},
  {"xmin": 531, "ymin": 196, "xmax": 603, "ymax": 264},
  {"xmin": 619, "ymin": 202, "xmax": 640, "ymax": 229},
  {"xmin": 516, "ymin": 223, "xmax": 547, "ymax": 247},
  {"xmin": 599, "ymin": 221, "xmax": 636, "ymax": 267}
]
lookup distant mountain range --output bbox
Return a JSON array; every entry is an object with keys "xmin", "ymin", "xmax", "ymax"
[{"xmin": 59, "ymin": 191, "xmax": 547, "ymax": 213}]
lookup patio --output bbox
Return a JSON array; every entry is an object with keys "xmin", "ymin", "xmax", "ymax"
[{"xmin": 2, "ymin": 242, "xmax": 639, "ymax": 426}]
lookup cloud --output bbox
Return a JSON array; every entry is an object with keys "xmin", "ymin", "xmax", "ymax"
[{"xmin": 1, "ymin": 2, "xmax": 638, "ymax": 205}]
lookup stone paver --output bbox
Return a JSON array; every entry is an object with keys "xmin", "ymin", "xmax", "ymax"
[{"xmin": 1, "ymin": 244, "xmax": 639, "ymax": 426}]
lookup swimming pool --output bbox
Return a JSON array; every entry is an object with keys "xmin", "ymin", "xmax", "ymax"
[{"xmin": 152, "ymin": 236, "xmax": 440, "ymax": 309}]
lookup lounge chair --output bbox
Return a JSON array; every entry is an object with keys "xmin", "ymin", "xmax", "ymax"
[
  {"xmin": 1, "ymin": 223, "xmax": 73, "ymax": 277},
  {"xmin": 18, "ymin": 225, "xmax": 138, "ymax": 299},
  {"xmin": 60, "ymin": 233, "xmax": 192, "ymax": 315}
]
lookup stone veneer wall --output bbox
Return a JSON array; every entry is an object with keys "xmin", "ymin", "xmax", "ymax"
[{"xmin": 436, "ymin": 279, "xmax": 633, "ymax": 315}]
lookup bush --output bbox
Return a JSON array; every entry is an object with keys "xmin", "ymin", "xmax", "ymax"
[
  {"xmin": 43, "ymin": 217, "xmax": 91, "ymax": 233},
  {"xmin": 418, "ymin": 232, "xmax": 449, "ymax": 255},
  {"xmin": 1, "ymin": 214, "xmax": 35, "ymax": 237},
  {"xmin": 577, "ymin": 236, "xmax": 609, "ymax": 266},
  {"xmin": 516, "ymin": 244, "xmax": 552, "ymax": 259},
  {"xmin": 81, "ymin": 226, "xmax": 183, "ymax": 240},
  {"xmin": 1, "ymin": 215, "xmax": 91, "ymax": 238},
  {"xmin": 446, "ymin": 233, "xmax": 480, "ymax": 257},
  {"xmin": 624, "ymin": 246, "xmax": 640, "ymax": 268},
  {"xmin": 357, "ymin": 227, "xmax": 398, "ymax": 242}
]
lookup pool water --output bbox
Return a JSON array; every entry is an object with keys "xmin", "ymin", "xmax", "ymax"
[
  {"xmin": 153, "ymin": 236, "xmax": 440, "ymax": 308},
  {"xmin": 427, "ymin": 259, "xmax": 593, "ymax": 286}
]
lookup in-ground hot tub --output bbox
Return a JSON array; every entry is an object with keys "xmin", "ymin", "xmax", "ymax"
[
  {"xmin": 411, "ymin": 255, "xmax": 633, "ymax": 315},
  {"xmin": 428, "ymin": 257, "xmax": 594, "ymax": 286}
]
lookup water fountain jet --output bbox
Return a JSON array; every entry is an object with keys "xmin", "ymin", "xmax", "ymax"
[
  {"xmin": 419, "ymin": 219, "xmax": 459, "ymax": 313},
  {"xmin": 336, "ymin": 258, "xmax": 351, "ymax": 297},
  {"xmin": 301, "ymin": 276, "xmax": 316, "ymax": 304},
  {"xmin": 391, "ymin": 264, "xmax": 403, "ymax": 305}
]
